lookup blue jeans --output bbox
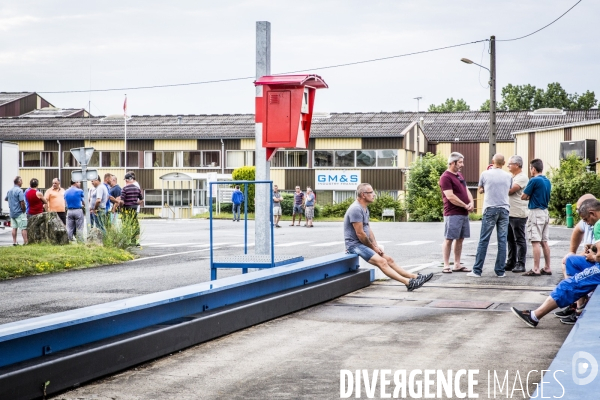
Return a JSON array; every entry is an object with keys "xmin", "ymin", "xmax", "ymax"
[
  {"xmin": 473, "ymin": 207, "xmax": 509, "ymax": 276},
  {"xmin": 232, "ymin": 203, "xmax": 241, "ymax": 221},
  {"xmin": 91, "ymin": 209, "xmax": 107, "ymax": 233}
]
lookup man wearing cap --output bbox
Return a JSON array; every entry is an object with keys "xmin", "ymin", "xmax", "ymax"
[
  {"xmin": 120, "ymin": 173, "xmax": 144, "ymax": 246},
  {"xmin": 64, "ymin": 180, "xmax": 85, "ymax": 241},
  {"xmin": 90, "ymin": 175, "xmax": 109, "ymax": 233}
]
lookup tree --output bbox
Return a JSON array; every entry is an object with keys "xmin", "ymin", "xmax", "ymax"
[
  {"xmin": 543, "ymin": 82, "xmax": 571, "ymax": 109},
  {"xmin": 499, "ymin": 83, "xmax": 544, "ymax": 111},
  {"xmin": 569, "ymin": 90, "xmax": 598, "ymax": 110},
  {"xmin": 428, "ymin": 98, "xmax": 471, "ymax": 112},
  {"xmin": 480, "ymin": 99, "xmax": 490, "ymax": 111},
  {"xmin": 404, "ymin": 152, "xmax": 447, "ymax": 221},
  {"xmin": 495, "ymin": 82, "xmax": 597, "ymax": 111},
  {"xmin": 231, "ymin": 166, "xmax": 255, "ymax": 212}
]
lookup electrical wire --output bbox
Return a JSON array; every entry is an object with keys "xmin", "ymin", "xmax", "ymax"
[
  {"xmin": 497, "ymin": 0, "xmax": 582, "ymax": 42},
  {"xmin": 37, "ymin": 0, "xmax": 583, "ymax": 94},
  {"xmin": 478, "ymin": 41, "xmax": 489, "ymax": 89}
]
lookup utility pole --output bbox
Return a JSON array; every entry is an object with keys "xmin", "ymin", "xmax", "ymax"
[
  {"xmin": 489, "ymin": 35, "xmax": 497, "ymax": 161},
  {"xmin": 255, "ymin": 21, "xmax": 271, "ymax": 255},
  {"xmin": 414, "ymin": 97, "xmax": 422, "ymax": 158}
]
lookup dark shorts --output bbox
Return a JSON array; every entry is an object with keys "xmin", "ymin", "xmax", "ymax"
[
  {"xmin": 347, "ymin": 244, "xmax": 377, "ymax": 262},
  {"xmin": 444, "ymin": 215, "xmax": 470, "ymax": 240},
  {"xmin": 293, "ymin": 204, "xmax": 304, "ymax": 215}
]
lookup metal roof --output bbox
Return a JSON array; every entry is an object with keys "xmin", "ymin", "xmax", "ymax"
[
  {"xmin": 0, "ymin": 92, "xmax": 33, "ymax": 106},
  {"xmin": 0, "ymin": 110, "xmax": 599, "ymax": 142}
]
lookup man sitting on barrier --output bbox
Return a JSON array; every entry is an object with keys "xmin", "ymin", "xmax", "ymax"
[
  {"xmin": 344, "ymin": 183, "xmax": 432, "ymax": 291},
  {"xmin": 511, "ymin": 199, "xmax": 600, "ymax": 327}
]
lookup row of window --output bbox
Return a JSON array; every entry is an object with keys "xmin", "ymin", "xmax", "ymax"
[{"xmin": 19, "ymin": 149, "xmax": 400, "ymax": 169}]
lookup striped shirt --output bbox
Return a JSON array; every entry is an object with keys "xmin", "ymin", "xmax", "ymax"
[{"xmin": 121, "ymin": 184, "xmax": 143, "ymax": 208}]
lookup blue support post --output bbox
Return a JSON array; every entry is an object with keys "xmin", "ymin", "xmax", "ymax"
[
  {"xmin": 243, "ymin": 184, "xmax": 249, "ymax": 274},
  {"xmin": 209, "ymin": 182, "xmax": 215, "ymax": 281},
  {"xmin": 270, "ymin": 181, "xmax": 275, "ymax": 268}
]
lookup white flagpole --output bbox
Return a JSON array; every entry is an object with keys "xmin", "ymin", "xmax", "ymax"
[{"xmin": 124, "ymin": 94, "xmax": 128, "ymax": 173}]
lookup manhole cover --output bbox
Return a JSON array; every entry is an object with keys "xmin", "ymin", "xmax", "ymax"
[{"xmin": 429, "ymin": 300, "xmax": 493, "ymax": 309}]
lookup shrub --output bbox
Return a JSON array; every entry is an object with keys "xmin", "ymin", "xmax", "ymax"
[
  {"xmin": 368, "ymin": 193, "xmax": 405, "ymax": 220},
  {"xmin": 232, "ymin": 166, "xmax": 256, "ymax": 212},
  {"xmin": 469, "ymin": 213, "xmax": 483, "ymax": 221},
  {"xmin": 102, "ymin": 214, "xmax": 142, "ymax": 250},
  {"xmin": 405, "ymin": 152, "xmax": 447, "ymax": 221},
  {"xmin": 548, "ymin": 154, "xmax": 600, "ymax": 224},
  {"xmin": 322, "ymin": 197, "xmax": 355, "ymax": 218}
]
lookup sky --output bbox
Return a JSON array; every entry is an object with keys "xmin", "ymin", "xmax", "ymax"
[{"xmin": 1, "ymin": 0, "xmax": 597, "ymax": 116}]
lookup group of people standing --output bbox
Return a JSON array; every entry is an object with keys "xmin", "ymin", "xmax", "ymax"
[
  {"xmin": 439, "ymin": 152, "xmax": 552, "ymax": 278},
  {"xmin": 4, "ymin": 172, "xmax": 143, "ymax": 246}
]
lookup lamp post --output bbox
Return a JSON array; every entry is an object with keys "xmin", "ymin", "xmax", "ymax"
[
  {"xmin": 461, "ymin": 35, "xmax": 496, "ymax": 161},
  {"xmin": 414, "ymin": 96, "xmax": 422, "ymax": 159}
]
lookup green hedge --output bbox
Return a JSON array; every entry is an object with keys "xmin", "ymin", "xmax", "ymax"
[
  {"xmin": 405, "ymin": 152, "xmax": 447, "ymax": 222},
  {"xmin": 320, "ymin": 193, "xmax": 404, "ymax": 220}
]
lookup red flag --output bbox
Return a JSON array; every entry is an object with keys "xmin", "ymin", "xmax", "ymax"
[{"xmin": 123, "ymin": 96, "xmax": 127, "ymax": 116}]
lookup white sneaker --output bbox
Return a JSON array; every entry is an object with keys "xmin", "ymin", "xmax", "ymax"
[
  {"xmin": 496, "ymin": 273, "xmax": 507, "ymax": 278},
  {"xmin": 466, "ymin": 272, "xmax": 481, "ymax": 278}
]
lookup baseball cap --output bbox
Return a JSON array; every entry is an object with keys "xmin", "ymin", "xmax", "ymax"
[{"xmin": 124, "ymin": 173, "xmax": 134, "ymax": 180}]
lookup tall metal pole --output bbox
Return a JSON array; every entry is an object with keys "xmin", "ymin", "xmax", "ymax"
[
  {"xmin": 489, "ymin": 36, "xmax": 497, "ymax": 161},
  {"xmin": 414, "ymin": 96, "xmax": 422, "ymax": 158},
  {"xmin": 255, "ymin": 21, "xmax": 271, "ymax": 255},
  {"xmin": 124, "ymin": 94, "xmax": 128, "ymax": 172}
]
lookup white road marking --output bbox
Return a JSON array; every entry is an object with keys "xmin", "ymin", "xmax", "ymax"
[
  {"xmin": 147, "ymin": 243, "xmax": 198, "ymax": 248},
  {"xmin": 129, "ymin": 247, "xmax": 216, "ymax": 262},
  {"xmin": 275, "ymin": 241, "xmax": 313, "ymax": 247},
  {"xmin": 407, "ymin": 262, "xmax": 439, "ymax": 273},
  {"xmin": 547, "ymin": 240, "xmax": 561, "ymax": 246},
  {"xmin": 231, "ymin": 243, "xmax": 255, "ymax": 247},
  {"xmin": 310, "ymin": 241, "xmax": 344, "ymax": 247},
  {"xmin": 397, "ymin": 241, "xmax": 435, "ymax": 246}
]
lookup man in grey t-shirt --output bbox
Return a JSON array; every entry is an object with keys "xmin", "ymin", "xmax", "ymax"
[
  {"xmin": 344, "ymin": 183, "xmax": 431, "ymax": 292},
  {"xmin": 468, "ymin": 154, "xmax": 513, "ymax": 277}
]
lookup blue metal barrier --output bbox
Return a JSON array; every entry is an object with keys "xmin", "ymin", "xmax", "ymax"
[{"xmin": 0, "ymin": 253, "xmax": 359, "ymax": 369}]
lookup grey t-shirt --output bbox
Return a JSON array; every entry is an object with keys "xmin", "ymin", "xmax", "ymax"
[
  {"xmin": 90, "ymin": 183, "xmax": 109, "ymax": 210},
  {"xmin": 344, "ymin": 201, "xmax": 370, "ymax": 248},
  {"xmin": 273, "ymin": 191, "xmax": 281, "ymax": 208},
  {"xmin": 478, "ymin": 168, "xmax": 512, "ymax": 212}
]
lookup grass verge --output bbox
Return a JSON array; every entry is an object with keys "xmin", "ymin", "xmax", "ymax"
[{"xmin": 0, "ymin": 243, "xmax": 135, "ymax": 281}]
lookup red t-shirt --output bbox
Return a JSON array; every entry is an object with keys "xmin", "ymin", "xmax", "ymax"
[
  {"xmin": 26, "ymin": 189, "xmax": 44, "ymax": 215},
  {"xmin": 439, "ymin": 170, "xmax": 469, "ymax": 216}
]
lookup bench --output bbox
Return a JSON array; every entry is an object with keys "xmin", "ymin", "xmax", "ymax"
[{"xmin": 381, "ymin": 208, "xmax": 395, "ymax": 221}]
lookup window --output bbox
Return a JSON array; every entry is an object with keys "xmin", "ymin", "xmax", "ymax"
[
  {"xmin": 144, "ymin": 190, "xmax": 162, "ymax": 207},
  {"xmin": 313, "ymin": 149, "xmax": 398, "ymax": 168},
  {"xmin": 21, "ymin": 152, "xmax": 58, "ymax": 168},
  {"xmin": 101, "ymin": 152, "xmax": 121, "ymax": 168},
  {"xmin": 145, "ymin": 151, "xmax": 220, "ymax": 168},
  {"xmin": 270, "ymin": 150, "xmax": 308, "ymax": 168},
  {"xmin": 62, "ymin": 151, "xmax": 138, "ymax": 168},
  {"xmin": 226, "ymin": 151, "xmax": 255, "ymax": 169}
]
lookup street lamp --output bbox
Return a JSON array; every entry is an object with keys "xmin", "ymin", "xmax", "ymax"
[{"xmin": 461, "ymin": 35, "xmax": 496, "ymax": 161}]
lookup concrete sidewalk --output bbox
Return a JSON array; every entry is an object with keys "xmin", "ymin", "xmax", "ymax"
[{"xmin": 54, "ymin": 273, "xmax": 571, "ymax": 399}]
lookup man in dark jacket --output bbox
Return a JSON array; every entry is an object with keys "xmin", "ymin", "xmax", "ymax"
[{"xmin": 231, "ymin": 185, "xmax": 244, "ymax": 222}]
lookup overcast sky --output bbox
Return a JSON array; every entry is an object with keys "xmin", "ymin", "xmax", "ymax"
[{"xmin": 1, "ymin": 0, "xmax": 596, "ymax": 116}]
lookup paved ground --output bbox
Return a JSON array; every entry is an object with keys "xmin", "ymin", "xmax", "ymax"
[{"xmin": 0, "ymin": 220, "xmax": 577, "ymax": 398}]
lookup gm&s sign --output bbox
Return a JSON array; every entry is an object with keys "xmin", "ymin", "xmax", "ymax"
[{"xmin": 314, "ymin": 170, "xmax": 361, "ymax": 191}]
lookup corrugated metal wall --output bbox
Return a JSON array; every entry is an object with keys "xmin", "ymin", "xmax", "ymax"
[
  {"xmin": 127, "ymin": 140, "xmax": 154, "ymax": 151},
  {"xmin": 20, "ymin": 169, "xmax": 45, "ymax": 189},
  {"xmin": 270, "ymin": 169, "xmax": 286, "ymax": 189},
  {"xmin": 515, "ymin": 133, "xmax": 529, "ymax": 168},
  {"xmin": 129, "ymin": 169, "xmax": 153, "ymax": 192},
  {"xmin": 15, "ymin": 141, "xmax": 44, "ymax": 151},
  {"xmin": 285, "ymin": 169, "xmax": 314, "ymax": 190},
  {"xmin": 45, "ymin": 141, "xmax": 59, "ymax": 151},
  {"xmin": 240, "ymin": 139, "xmax": 255, "ymax": 150},
  {"xmin": 314, "ymin": 138, "xmax": 361, "ymax": 149},
  {"xmin": 437, "ymin": 143, "xmax": 452, "ymax": 159},
  {"xmin": 451, "ymin": 142, "xmax": 480, "ymax": 183},
  {"xmin": 534, "ymin": 128, "xmax": 562, "ymax": 171},
  {"xmin": 154, "ymin": 140, "xmax": 197, "ymax": 150},
  {"xmin": 362, "ymin": 169, "xmax": 403, "ymax": 191},
  {"xmin": 45, "ymin": 170, "xmax": 59, "ymax": 189},
  {"xmin": 85, "ymin": 140, "xmax": 125, "ymax": 150},
  {"xmin": 362, "ymin": 137, "xmax": 403, "ymax": 149}
]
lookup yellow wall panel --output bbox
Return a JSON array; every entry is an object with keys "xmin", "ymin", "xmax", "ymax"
[
  {"xmin": 496, "ymin": 142, "xmax": 514, "ymax": 172},
  {"xmin": 153, "ymin": 169, "xmax": 197, "ymax": 188},
  {"xmin": 515, "ymin": 133, "xmax": 528, "ymax": 166},
  {"xmin": 397, "ymin": 150, "xmax": 407, "ymax": 168},
  {"xmin": 479, "ymin": 143, "xmax": 489, "ymax": 175},
  {"xmin": 154, "ymin": 140, "xmax": 197, "ymax": 150},
  {"xmin": 270, "ymin": 169, "xmax": 286, "ymax": 189},
  {"xmin": 14, "ymin": 141, "xmax": 44, "ymax": 151},
  {"xmin": 314, "ymin": 138, "xmax": 361, "ymax": 149},
  {"xmin": 85, "ymin": 140, "xmax": 125, "ymax": 151},
  {"xmin": 534, "ymin": 128, "xmax": 563, "ymax": 171},
  {"xmin": 240, "ymin": 139, "xmax": 255, "ymax": 150},
  {"xmin": 436, "ymin": 143, "xmax": 452, "ymax": 158},
  {"xmin": 18, "ymin": 169, "xmax": 45, "ymax": 188}
]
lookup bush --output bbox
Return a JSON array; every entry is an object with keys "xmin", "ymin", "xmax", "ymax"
[
  {"xmin": 322, "ymin": 197, "xmax": 355, "ymax": 218},
  {"xmin": 469, "ymin": 213, "xmax": 483, "ymax": 221},
  {"xmin": 368, "ymin": 193, "xmax": 405, "ymax": 220},
  {"xmin": 548, "ymin": 154, "xmax": 600, "ymax": 224},
  {"xmin": 405, "ymin": 152, "xmax": 447, "ymax": 221},
  {"xmin": 102, "ymin": 214, "xmax": 142, "ymax": 250},
  {"xmin": 232, "ymin": 166, "xmax": 256, "ymax": 212}
]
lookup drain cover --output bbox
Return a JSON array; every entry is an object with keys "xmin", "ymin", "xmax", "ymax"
[{"xmin": 429, "ymin": 300, "xmax": 493, "ymax": 309}]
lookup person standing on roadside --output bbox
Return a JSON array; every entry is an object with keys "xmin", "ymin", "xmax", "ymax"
[
  {"xmin": 467, "ymin": 154, "xmax": 512, "ymax": 278},
  {"xmin": 126, "ymin": 171, "xmax": 141, "ymax": 213},
  {"xmin": 272, "ymin": 185, "xmax": 282, "ymax": 228},
  {"xmin": 521, "ymin": 158, "xmax": 552, "ymax": 276},
  {"xmin": 103, "ymin": 173, "xmax": 113, "ymax": 211},
  {"xmin": 120, "ymin": 173, "xmax": 144, "ymax": 246},
  {"xmin": 64, "ymin": 180, "xmax": 85, "ymax": 241},
  {"xmin": 304, "ymin": 187, "xmax": 315, "ymax": 228},
  {"xmin": 25, "ymin": 178, "xmax": 47, "ymax": 219},
  {"xmin": 108, "ymin": 175, "xmax": 122, "ymax": 223},
  {"xmin": 90, "ymin": 176, "xmax": 109, "ymax": 233},
  {"xmin": 231, "ymin": 185, "xmax": 244, "ymax": 222},
  {"xmin": 44, "ymin": 178, "xmax": 67, "ymax": 225},
  {"xmin": 290, "ymin": 186, "xmax": 304, "ymax": 226},
  {"xmin": 4, "ymin": 176, "xmax": 27, "ymax": 246},
  {"xmin": 505, "ymin": 155, "xmax": 529, "ymax": 273},
  {"xmin": 439, "ymin": 152, "xmax": 474, "ymax": 273}
]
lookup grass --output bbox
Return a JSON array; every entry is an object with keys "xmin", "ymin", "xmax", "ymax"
[{"xmin": 0, "ymin": 243, "xmax": 136, "ymax": 281}]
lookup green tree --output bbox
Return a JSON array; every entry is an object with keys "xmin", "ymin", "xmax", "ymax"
[
  {"xmin": 428, "ymin": 98, "xmax": 471, "ymax": 112},
  {"xmin": 498, "ymin": 83, "xmax": 544, "ymax": 111},
  {"xmin": 405, "ymin": 152, "xmax": 447, "ymax": 221},
  {"xmin": 231, "ymin": 166, "xmax": 256, "ymax": 212},
  {"xmin": 547, "ymin": 155, "xmax": 600, "ymax": 224},
  {"xmin": 479, "ymin": 99, "xmax": 490, "ymax": 111},
  {"xmin": 543, "ymin": 82, "xmax": 571, "ymax": 109},
  {"xmin": 494, "ymin": 82, "xmax": 597, "ymax": 111},
  {"xmin": 569, "ymin": 90, "xmax": 598, "ymax": 110}
]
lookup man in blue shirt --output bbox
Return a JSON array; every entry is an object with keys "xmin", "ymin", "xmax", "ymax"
[
  {"xmin": 4, "ymin": 176, "xmax": 27, "ymax": 246},
  {"xmin": 521, "ymin": 158, "xmax": 552, "ymax": 276},
  {"xmin": 64, "ymin": 180, "xmax": 85, "ymax": 241},
  {"xmin": 231, "ymin": 185, "xmax": 244, "ymax": 222}
]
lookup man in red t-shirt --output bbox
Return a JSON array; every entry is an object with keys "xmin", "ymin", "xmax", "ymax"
[{"xmin": 439, "ymin": 152, "xmax": 474, "ymax": 273}]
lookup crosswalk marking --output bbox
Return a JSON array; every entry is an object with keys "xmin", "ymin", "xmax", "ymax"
[
  {"xmin": 397, "ymin": 240, "xmax": 435, "ymax": 246},
  {"xmin": 275, "ymin": 241, "xmax": 313, "ymax": 247},
  {"xmin": 310, "ymin": 241, "xmax": 344, "ymax": 247}
]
